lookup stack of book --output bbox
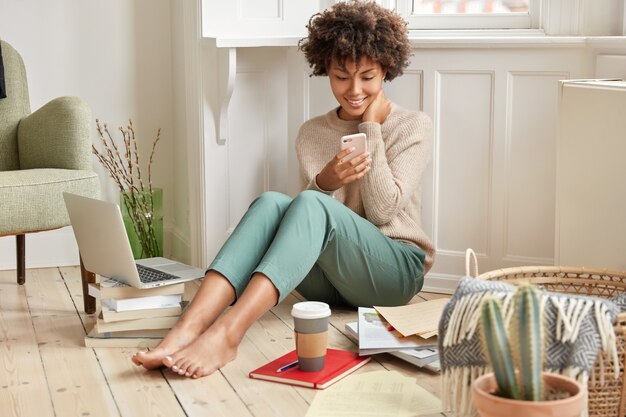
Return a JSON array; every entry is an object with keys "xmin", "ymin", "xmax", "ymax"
[
  {"xmin": 344, "ymin": 318, "xmax": 439, "ymax": 372},
  {"xmin": 344, "ymin": 299, "xmax": 450, "ymax": 372},
  {"xmin": 84, "ymin": 277, "xmax": 185, "ymax": 348}
]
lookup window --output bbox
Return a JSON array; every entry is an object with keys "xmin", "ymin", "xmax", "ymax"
[
  {"xmin": 394, "ymin": 0, "xmax": 539, "ymax": 30},
  {"xmin": 412, "ymin": 0, "xmax": 529, "ymax": 14}
]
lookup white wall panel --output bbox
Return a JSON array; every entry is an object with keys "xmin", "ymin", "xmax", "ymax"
[
  {"xmin": 436, "ymin": 71, "xmax": 494, "ymax": 256},
  {"xmin": 595, "ymin": 54, "xmax": 626, "ymax": 79},
  {"xmin": 384, "ymin": 70, "xmax": 423, "ymax": 111},
  {"xmin": 227, "ymin": 70, "xmax": 269, "ymax": 230},
  {"xmin": 239, "ymin": 0, "xmax": 282, "ymax": 19},
  {"xmin": 504, "ymin": 72, "xmax": 567, "ymax": 263},
  {"xmin": 202, "ymin": 0, "xmax": 317, "ymax": 38},
  {"xmin": 208, "ymin": 48, "xmax": 289, "ymax": 242},
  {"xmin": 308, "ymin": 76, "xmax": 337, "ymax": 120}
]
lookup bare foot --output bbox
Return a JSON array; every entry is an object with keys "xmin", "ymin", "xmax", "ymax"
[
  {"xmin": 132, "ymin": 320, "xmax": 204, "ymax": 369},
  {"xmin": 162, "ymin": 323, "xmax": 240, "ymax": 378}
]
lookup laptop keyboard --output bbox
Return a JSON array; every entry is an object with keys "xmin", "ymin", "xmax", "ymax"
[{"xmin": 136, "ymin": 263, "xmax": 180, "ymax": 283}]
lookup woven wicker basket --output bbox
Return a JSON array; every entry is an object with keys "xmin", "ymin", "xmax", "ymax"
[{"xmin": 465, "ymin": 249, "xmax": 626, "ymax": 417}]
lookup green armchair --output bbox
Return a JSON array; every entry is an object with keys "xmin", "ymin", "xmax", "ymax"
[{"xmin": 0, "ymin": 40, "xmax": 101, "ymax": 313}]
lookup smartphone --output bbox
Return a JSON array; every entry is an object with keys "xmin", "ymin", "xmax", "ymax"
[{"xmin": 340, "ymin": 133, "xmax": 367, "ymax": 162}]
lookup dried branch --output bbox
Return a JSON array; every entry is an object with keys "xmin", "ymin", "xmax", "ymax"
[{"xmin": 92, "ymin": 118, "xmax": 162, "ymax": 258}]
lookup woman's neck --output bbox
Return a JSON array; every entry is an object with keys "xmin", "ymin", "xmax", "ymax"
[{"xmin": 337, "ymin": 107, "xmax": 361, "ymax": 122}]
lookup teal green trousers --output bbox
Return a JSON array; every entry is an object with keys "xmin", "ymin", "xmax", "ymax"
[{"xmin": 208, "ymin": 191, "xmax": 425, "ymax": 307}]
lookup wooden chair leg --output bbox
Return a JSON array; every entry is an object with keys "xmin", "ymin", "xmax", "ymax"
[
  {"xmin": 16, "ymin": 234, "xmax": 25, "ymax": 285},
  {"xmin": 79, "ymin": 254, "xmax": 97, "ymax": 314}
]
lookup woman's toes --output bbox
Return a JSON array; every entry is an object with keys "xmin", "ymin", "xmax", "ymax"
[
  {"xmin": 175, "ymin": 358, "xmax": 190, "ymax": 373},
  {"xmin": 163, "ymin": 355, "xmax": 175, "ymax": 368},
  {"xmin": 187, "ymin": 364, "xmax": 200, "ymax": 377},
  {"xmin": 193, "ymin": 367, "xmax": 206, "ymax": 379},
  {"xmin": 131, "ymin": 351, "xmax": 146, "ymax": 366}
]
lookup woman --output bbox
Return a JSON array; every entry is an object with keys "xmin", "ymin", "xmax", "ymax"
[{"xmin": 133, "ymin": 0, "xmax": 434, "ymax": 379}]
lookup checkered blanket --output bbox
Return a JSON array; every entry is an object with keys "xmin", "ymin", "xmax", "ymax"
[{"xmin": 438, "ymin": 276, "xmax": 619, "ymax": 416}]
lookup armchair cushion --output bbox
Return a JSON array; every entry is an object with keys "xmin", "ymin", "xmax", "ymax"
[
  {"xmin": 0, "ymin": 168, "xmax": 100, "ymax": 235},
  {"xmin": 18, "ymin": 96, "xmax": 92, "ymax": 170}
]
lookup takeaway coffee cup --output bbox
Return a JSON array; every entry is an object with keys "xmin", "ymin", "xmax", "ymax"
[{"xmin": 291, "ymin": 301, "xmax": 332, "ymax": 372}]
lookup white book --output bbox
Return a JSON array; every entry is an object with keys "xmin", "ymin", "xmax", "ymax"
[
  {"xmin": 345, "ymin": 321, "xmax": 439, "ymax": 369},
  {"xmin": 101, "ymin": 303, "xmax": 183, "ymax": 322},
  {"xmin": 357, "ymin": 307, "xmax": 438, "ymax": 355},
  {"xmin": 96, "ymin": 313, "xmax": 179, "ymax": 333},
  {"xmin": 84, "ymin": 326, "xmax": 167, "ymax": 348},
  {"xmin": 102, "ymin": 294, "xmax": 183, "ymax": 312}
]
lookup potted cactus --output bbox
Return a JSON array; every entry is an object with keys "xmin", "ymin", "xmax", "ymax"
[{"xmin": 472, "ymin": 284, "xmax": 586, "ymax": 417}]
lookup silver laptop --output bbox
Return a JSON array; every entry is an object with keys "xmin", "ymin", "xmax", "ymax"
[{"xmin": 63, "ymin": 192, "xmax": 205, "ymax": 288}]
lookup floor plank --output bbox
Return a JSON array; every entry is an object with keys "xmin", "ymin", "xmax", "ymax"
[
  {"xmin": 95, "ymin": 348, "xmax": 186, "ymax": 417},
  {"xmin": 21, "ymin": 268, "xmax": 77, "ymax": 317},
  {"xmin": 32, "ymin": 314, "xmax": 120, "ymax": 416},
  {"xmin": 26, "ymin": 268, "xmax": 119, "ymax": 417},
  {"xmin": 0, "ymin": 270, "xmax": 55, "ymax": 417},
  {"xmin": 1, "ymin": 267, "xmax": 449, "ymax": 417},
  {"xmin": 165, "ymin": 369, "xmax": 254, "ymax": 417}
]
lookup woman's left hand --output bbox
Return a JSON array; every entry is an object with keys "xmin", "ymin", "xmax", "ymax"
[{"xmin": 362, "ymin": 89, "xmax": 392, "ymax": 124}]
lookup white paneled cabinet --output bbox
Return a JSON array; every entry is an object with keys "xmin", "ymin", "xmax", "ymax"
[
  {"xmin": 202, "ymin": 0, "xmax": 318, "ymax": 42},
  {"xmin": 555, "ymin": 80, "xmax": 626, "ymax": 270}
]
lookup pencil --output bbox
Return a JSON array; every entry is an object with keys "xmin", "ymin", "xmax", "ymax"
[{"xmin": 276, "ymin": 360, "xmax": 299, "ymax": 373}]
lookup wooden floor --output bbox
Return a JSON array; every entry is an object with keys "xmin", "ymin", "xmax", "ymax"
[{"xmin": 0, "ymin": 266, "xmax": 448, "ymax": 417}]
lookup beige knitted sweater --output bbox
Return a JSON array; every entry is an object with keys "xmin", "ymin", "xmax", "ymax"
[{"xmin": 296, "ymin": 105, "xmax": 435, "ymax": 273}]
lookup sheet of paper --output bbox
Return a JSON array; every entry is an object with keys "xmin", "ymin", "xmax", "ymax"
[
  {"xmin": 305, "ymin": 370, "xmax": 442, "ymax": 417},
  {"xmin": 374, "ymin": 298, "xmax": 450, "ymax": 337},
  {"xmin": 417, "ymin": 330, "xmax": 438, "ymax": 339}
]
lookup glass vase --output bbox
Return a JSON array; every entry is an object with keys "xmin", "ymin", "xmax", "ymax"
[{"xmin": 120, "ymin": 187, "xmax": 163, "ymax": 259}]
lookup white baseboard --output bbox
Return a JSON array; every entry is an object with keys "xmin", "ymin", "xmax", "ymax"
[
  {"xmin": 421, "ymin": 272, "xmax": 462, "ymax": 295},
  {"xmin": 0, "ymin": 227, "xmax": 80, "ymax": 270}
]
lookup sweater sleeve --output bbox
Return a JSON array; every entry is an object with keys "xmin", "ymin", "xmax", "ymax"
[
  {"xmin": 296, "ymin": 123, "xmax": 335, "ymax": 196},
  {"xmin": 302, "ymin": 172, "xmax": 334, "ymax": 195},
  {"xmin": 358, "ymin": 112, "xmax": 433, "ymax": 225}
]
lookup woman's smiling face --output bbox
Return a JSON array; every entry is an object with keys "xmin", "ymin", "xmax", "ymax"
[{"xmin": 329, "ymin": 56, "xmax": 385, "ymax": 121}]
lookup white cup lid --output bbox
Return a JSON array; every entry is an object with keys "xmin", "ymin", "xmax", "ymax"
[{"xmin": 291, "ymin": 301, "xmax": 331, "ymax": 319}]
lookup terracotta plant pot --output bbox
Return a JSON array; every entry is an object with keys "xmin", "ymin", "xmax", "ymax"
[{"xmin": 472, "ymin": 372, "xmax": 585, "ymax": 417}]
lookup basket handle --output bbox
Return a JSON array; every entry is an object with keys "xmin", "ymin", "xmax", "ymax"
[{"xmin": 465, "ymin": 248, "xmax": 479, "ymax": 277}]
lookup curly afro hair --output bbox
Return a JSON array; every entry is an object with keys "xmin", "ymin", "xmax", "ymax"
[{"xmin": 298, "ymin": 1, "xmax": 411, "ymax": 81}]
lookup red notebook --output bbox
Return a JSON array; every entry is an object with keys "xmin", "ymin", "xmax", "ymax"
[{"xmin": 249, "ymin": 348, "xmax": 370, "ymax": 390}]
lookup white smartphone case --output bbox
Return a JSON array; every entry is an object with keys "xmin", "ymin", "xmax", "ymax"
[{"xmin": 340, "ymin": 133, "xmax": 367, "ymax": 161}]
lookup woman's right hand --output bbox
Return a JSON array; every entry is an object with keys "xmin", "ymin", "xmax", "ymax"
[{"xmin": 315, "ymin": 148, "xmax": 371, "ymax": 192}]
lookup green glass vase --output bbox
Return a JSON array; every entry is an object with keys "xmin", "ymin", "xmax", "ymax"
[{"xmin": 120, "ymin": 187, "xmax": 163, "ymax": 259}]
